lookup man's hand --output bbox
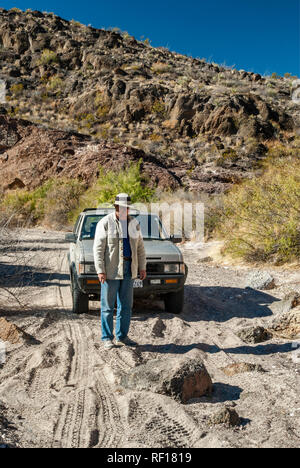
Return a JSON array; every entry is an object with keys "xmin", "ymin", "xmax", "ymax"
[
  {"xmin": 140, "ymin": 270, "xmax": 147, "ymax": 281},
  {"xmin": 98, "ymin": 273, "xmax": 107, "ymax": 284}
]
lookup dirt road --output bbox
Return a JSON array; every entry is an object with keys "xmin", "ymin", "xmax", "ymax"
[{"xmin": 0, "ymin": 228, "xmax": 299, "ymax": 448}]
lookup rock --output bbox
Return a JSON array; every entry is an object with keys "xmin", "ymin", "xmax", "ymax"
[
  {"xmin": 120, "ymin": 356, "xmax": 213, "ymax": 403},
  {"xmin": 221, "ymin": 362, "xmax": 265, "ymax": 376},
  {"xmin": 209, "ymin": 407, "xmax": 241, "ymax": 427},
  {"xmin": 271, "ymin": 291, "xmax": 300, "ymax": 316},
  {"xmin": 0, "ymin": 317, "xmax": 21, "ymax": 344},
  {"xmin": 197, "ymin": 256, "xmax": 213, "ymax": 263},
  {"xmin": 245, "ymin": 271, "xmax": 276, "ymax": 290},
  {"xmin": 237, "ymin": 326, "xmax": 272, "ymax": 344},
  {"xmin": 151, "ymin": 317, "xmax": 166, "ymax": 338},
  {"xmin": 0, "ymin": 317, "xmax": 40, "ymax": 345},
  {"xmin": 252, "ymin": 73, "xmax": 262, "ymax": 82},
  {"xmin": 268, "ymin": 294, "xmax": 300, "ymax": 339}
]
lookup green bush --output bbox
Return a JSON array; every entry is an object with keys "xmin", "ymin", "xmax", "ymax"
[
  {"xmin": 10, "ymin": 83, "xmax": 24, "ymax": 97},
  {"xmin": 38, "ymin": 49, "xmax": 59, "ymax": 65},
  {"xmin": 47, "ymin": 76, "xmax": 64, "ymax": 92},
  {"xmin": 151, "ymin": 99, "xmax": 167, "ymax": 118},
  {"xmin": 215, "ymin": 148, "xmax": 300, "ymax": 264},
  {"xmin": 73, "ymin": 160, "xmax": 155, "ymax": 219}
]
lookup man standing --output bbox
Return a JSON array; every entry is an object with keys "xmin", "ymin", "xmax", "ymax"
[{"xmin": 93, "ymin": 193, "xmax": 147, "ymax": 349}]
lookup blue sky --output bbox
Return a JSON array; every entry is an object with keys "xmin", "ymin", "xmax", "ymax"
[{"xmin": 1, "ymin": 0, "xmax": 299, "ymax": 77}]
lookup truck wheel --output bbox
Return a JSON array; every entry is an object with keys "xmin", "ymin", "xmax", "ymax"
[
  {"xmin": 164, "ymin": 288, "xmax": 184, "ymax": 314},
  {"xmin": 71, "ymin": 274, "xmax": 89, "ymax": 315}
]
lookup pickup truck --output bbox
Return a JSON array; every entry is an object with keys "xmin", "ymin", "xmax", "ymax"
[{"xmin": 65, "ymin": 207, "xmax": 188, "ymax": 315}]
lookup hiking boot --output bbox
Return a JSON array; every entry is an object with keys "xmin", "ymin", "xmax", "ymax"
[
  {"xmin": 115, "ymin": 337, "xmax": 137, "ymax": 347},
  {"xmin": 103, "ymin": 340, "xmax": 114, "ymax": 350}
]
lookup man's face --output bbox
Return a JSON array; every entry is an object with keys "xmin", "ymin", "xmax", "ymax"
[{"xmin": 115, "ymin": 205, "xmax": 129, "ymax": 220}]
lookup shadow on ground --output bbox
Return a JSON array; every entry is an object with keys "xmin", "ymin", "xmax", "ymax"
[
  {"xmin": 131, "ymin": 285, "xmax": 280, "ymax": 323},
  {"xmin": 135, "ymin": 341, "xmax": 295, "ymax": 357},
  {"xmin": 0, "ymin": 263, "xmax": 69, "ymax": 288},
  {"xmin": 186, "ymin": 382, "xmax": 243, "ymax": 404}
]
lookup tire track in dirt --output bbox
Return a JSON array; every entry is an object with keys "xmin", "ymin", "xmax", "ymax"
[
  {"xmin": 52, "ymin": 322, "xmax": 88, "ymax": 448},
  {"xmin": 56, "ymin": 249, "xmax": 70, "ymax": 310},
  {"xmin": 52, "ymin": 315, "xmax": 125, "ymax": 448},
  {"xmin": 50, "ymin": 248, "xmax": 110, "ymax": 447},
  {"xmin": 127, "ymin": 393, "xmax": 202, "ymax": 448}
]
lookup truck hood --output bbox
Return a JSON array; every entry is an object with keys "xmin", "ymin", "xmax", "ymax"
[{"xmin": 81, "ymin": 239, "xmax": 183, "ymax": 263}]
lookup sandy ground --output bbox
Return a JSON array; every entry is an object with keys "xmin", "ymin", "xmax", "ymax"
[{"xmin": 0, "ymin": 228, "xmax": 299, "ymax": 448}]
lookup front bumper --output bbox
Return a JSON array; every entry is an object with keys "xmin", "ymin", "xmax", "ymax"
[{"xmin": 77, "ymin": 274, "xmax": 186, "ymax": 298}]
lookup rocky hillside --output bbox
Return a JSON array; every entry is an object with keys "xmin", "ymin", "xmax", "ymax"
[
  {"xmin": 0, "ymin": 113, "xmax": 179, "ymax": 192},
  {"xmin": 0, "ymin": 7, "xmax": 299, "ymax": 194}
]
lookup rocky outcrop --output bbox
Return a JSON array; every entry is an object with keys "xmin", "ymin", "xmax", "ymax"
[{"xmin": 0, "ymin": 114, "xmax": 180, "ymax": 191}]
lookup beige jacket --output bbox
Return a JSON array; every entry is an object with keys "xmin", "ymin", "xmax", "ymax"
[{"xmin": 93, "ymin": 211, "xmax": 146, "ymax": 280}]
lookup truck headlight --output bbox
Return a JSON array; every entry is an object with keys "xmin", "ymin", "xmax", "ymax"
[
  {"xmin": 164, "ymin": 263, "xmax": 180, "ymax": 274},
  {"xmin": 78, "ymin": 263, "xmax": 96, "ymax": 274},
  {"xmin": 84, "ymin": 264, "xmax": 96, "ymax": 274}
]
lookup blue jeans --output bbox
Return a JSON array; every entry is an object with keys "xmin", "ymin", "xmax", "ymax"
[{"xmin": 100, "ymin": 260, "xmax": 134, "ymax": 341}]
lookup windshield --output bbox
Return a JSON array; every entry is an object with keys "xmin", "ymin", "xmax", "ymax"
[{"xmin": 80, "ymin": 214, "xmax": 169, "ymax": 240}]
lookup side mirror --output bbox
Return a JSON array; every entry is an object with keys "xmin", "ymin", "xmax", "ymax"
[
  {"xmin": 170, "ymin": 235, "xmax": 183, "ymax": 244},
  {"xmin": 65, "ymin": 233, "xmax": 76, "ymax": 243}
]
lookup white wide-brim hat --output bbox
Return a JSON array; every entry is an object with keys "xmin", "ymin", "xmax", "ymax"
[{"xmin": 114, "ymin": 193, "xmax": 132, "ymax": 208}]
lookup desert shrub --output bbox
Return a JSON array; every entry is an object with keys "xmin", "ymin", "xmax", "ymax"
[
  {"xmin": 151, "ymin": 99, "xmax": 167, "ymax": 118},
  {"xmin": 214, "ymin": 148, "xmax": 300, "ymax": 264},
  {"xmin": 151, "ymin": 62, "xmax": 171, "ymax": 74},
  {"xmin": 75, "ymin": 112, "xmax": 96, "ymax": 129},
  {"xmin": 149, "ymin": 133, "xmax": 162, "ymax": 142},
  {"xmin": 38, "ymin": 49, "xmax": 58, "ymax": 65},
  {"xmin": 47, "ymin": 76, "xmax": 64, "ymax": 92},
  {"xmin": 0, "ymin": 178, "xmax": 85, "ymax": 227},
  {"xmin": 94, "ymin": 91, "xmax": 110, "ymax": 118},
  {"xmin": 216, "ymin": 149, "xmax": 239, "ymax": 167},
  {"xmin": 42, "ymin": 179, "xmax": 86, "ymax": 228},
  {"xmin": 73, "ymin": 160, "xmax": 155, "ymax": 219},
  {"xmin": 10, "ymin": 83, "xmax": 24, "ymax": 96}
]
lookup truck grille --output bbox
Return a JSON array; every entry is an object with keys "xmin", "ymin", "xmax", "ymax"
[{"xmin": 146, "ymin": 263, "xmax": 164, "ymax": 275}]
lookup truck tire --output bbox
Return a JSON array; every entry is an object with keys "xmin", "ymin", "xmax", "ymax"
[
  {"xmin": 164, "ymin": 288, "xmax": 184, "ymax": 314},
  {"xmin": 71, "ymin": 273, "xmax": 89, "ymax": 315}
]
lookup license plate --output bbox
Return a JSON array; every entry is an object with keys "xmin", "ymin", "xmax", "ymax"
[
  {"xmin": 133, "ymin": 279, "xmax": 143, "ymax": 288},
  {"xmin": 150, "ymin": 279, "xmax": 161, "ymax": 285}
]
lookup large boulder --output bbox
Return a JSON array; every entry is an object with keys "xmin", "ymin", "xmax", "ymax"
[{"xmin": 120, "ymin": 355, "xmax": 213, "ymax": 403}]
